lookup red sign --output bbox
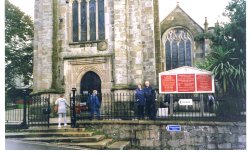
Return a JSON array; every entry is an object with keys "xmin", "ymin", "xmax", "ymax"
[
  {"xmin": 159, "ymin": 66, "xmax": 214, "ymax": 93},
  {"xmin": 161, "ymin": 75, "xmax": 176, "ymax": 92},
  {"xmin": 196, "ymin": 74, "xmax": 212, "ymax": 91},
  {"xmin": 177, "ymin": 74, "xmax": 195, "ymax": 92}
]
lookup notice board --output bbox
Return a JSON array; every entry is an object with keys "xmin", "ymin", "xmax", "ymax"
[{"xmin": 159, "ymin": 66, "xmax": 214, "ymax": 93}]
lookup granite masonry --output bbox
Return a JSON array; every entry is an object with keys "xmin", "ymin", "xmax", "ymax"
[
  {"xmin": 80, "ymin": 121, "xmax": 246, "ymax": 150},
  {"xmin": 33, "ymin": 0, "xmax": 208, "ymax": 98}
]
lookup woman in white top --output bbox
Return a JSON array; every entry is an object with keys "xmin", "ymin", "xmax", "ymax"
[{"xmin": 55, "ymin": 94, "xmax": 69, "ymax": 128}]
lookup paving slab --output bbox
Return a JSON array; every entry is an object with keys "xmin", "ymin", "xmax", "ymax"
[
  {"xmin": 59, "ymin": 138, "xmax": 113, "ymax": 149},
  {"xmin": 107, "ymin": 141, "xmax": 131, "ymax": 150}
]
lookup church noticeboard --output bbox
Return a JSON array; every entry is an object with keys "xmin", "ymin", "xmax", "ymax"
[
  {"xmin": 161, "ymin": 75, "xmax": 176, "ymax": 92},
  {"xmin": 196, "ymin": 74, "xmax": 212, "ymax": 92},
  {"xmin": 177, "ymin": 74, "xmax": 195, "ymax": 92},
  {"xmin": 159, "ymin": 66, "xmax": 215, "ymax": 94}
]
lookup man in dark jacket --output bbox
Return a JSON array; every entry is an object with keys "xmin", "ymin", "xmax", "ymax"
[
  {"xmin": 87, "ymin": 90, "xmax": 101, "ymax": 120},
  {"xmin": 135, "ymin": 84, "xmax": 146, "ymax": 119},
  {"xmin": 143, "ymin": 81, "xmax": 156, "ymax": 120}
]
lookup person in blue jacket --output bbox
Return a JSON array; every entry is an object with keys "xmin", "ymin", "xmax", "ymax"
[
  {"xmin": 135, "ymin": 84, "xmax": 146, "ymax": 119},
  {"xmin": 143, "ymin": 81, "xmax": 156, "ymax": 120},
  {"xmin": 87, "ymin": 90, "xmax": 101, "ymax": 120}
]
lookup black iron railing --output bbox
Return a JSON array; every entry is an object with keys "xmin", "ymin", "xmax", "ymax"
[
  {"xmin": 70, "ymin": 93, "xmax": 246, "ymax": 122},
  {"xmin": 5, "ymin": 95, "xmax": 51, "ymax": 129}
]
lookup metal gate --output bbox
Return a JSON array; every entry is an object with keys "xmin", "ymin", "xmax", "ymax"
[{"xmin": 27, "ymin": 95, "xmax": 51, "ymax": 128}]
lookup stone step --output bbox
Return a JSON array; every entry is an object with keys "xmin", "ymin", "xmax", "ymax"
[
  {"xmin": 58, "ymin": 139, "xmax": 113, "ymax": 150},
  {"xmin": 26, "ymin": 127, "xmax": 85, "ymax": 133},
  {"xmin": 107, "ymin": 141, "xmax": 131, "ymax": 150},
  {"xmin": 22, "ymin": 135, "xmax": 105, "ymax": 143},
  {"xmin": 5, "ymin": 132, "xmax": 94, "ymax": 138}
]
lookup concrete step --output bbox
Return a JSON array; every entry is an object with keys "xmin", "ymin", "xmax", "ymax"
[
  {"xmin": 22, "ymin": 135, "xmax": 105, "ymax": 143},
  {"xmin": 107, "ymin": 141, "xmax": 131, "ymax": 150},
  {"xmin": 58, "ymin": 138, "xmax": 113, "ymax": 150},
  {"xmin": 26, "ymin": 127, "xmax": 85, "ymax": 133},
  {"xmin": 5, "ymin": 132, "xmax": 94, "ymax": 138}
]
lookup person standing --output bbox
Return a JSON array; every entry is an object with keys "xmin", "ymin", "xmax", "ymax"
[
  {"xmin": 55, "ymin": 94, "xmax": 69, "ymax": 128},
  {"xmin": 143, "ymin": 81, "xmax": 156, "ymax": 120},
  {"xmin": 208, "ymin": 94, "xmax": 215, "ymax": 113},
  {"xmin": 135, "ymin": 84, "xmax": 146, "ymax": 119},
  {"xmin": 87, "ymin": 90, "xmax": 101, "ymax": 120}
]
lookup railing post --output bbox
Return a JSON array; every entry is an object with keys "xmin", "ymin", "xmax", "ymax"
[
  {"xmin": 47, "ymin": 95, "xmax": 50, "ymax": 128},
  {"xmin": 71, "ymin": 88, "xmax": 77, "ymax": 128},
  {"xmin": 21, "ymin": 89, "xmax": 28, "ymax": 128},
  {"xmin": 170, "ymin": 94, "xmax": 173, "ymax": 115},
  {"xmin": 200, "ymin": 94, "xmax": 204, "ymax": 117}
]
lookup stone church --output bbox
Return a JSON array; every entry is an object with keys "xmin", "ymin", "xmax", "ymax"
[{"xmin": 32, "ymin": 0, "xmax": 210, "ymax": 98}]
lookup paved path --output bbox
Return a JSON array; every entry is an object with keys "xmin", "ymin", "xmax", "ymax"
[{"xmin": 5, "ymin": 139, "xmax": 88, "ymax": 150}]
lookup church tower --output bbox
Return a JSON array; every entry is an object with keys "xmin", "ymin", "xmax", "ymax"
[{"xmin": 33, "ymin": 0, "xmax": 161, "ymax": 97}]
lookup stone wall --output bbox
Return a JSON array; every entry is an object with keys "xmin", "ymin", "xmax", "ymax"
[
  {"xmin": 33, "ymin": 0, "xmax": 159, "ymax": 94},
  {"xmin": 80, "ymin": 121, "xmax": 246, "ymax": 150}
]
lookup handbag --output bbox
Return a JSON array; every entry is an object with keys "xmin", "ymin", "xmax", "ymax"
[{"xmin": 54, "ymin": 105, "xmax": 58, "ymax": 113}]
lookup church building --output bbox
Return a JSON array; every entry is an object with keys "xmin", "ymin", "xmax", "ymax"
[{"xmin": 32, "ymin": 0, "xmax": 210, "ymax": 98}]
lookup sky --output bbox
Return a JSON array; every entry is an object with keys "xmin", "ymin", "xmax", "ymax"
[
  {"xmin": 159, "ymin": 0, "xmax": 231, "ymax": 27},
  {"xmin": 9, "ymin": 0, "xmax": 231, "ymax": 28}
]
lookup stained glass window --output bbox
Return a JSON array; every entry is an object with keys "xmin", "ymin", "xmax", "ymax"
[
  {"xmin": 165, "ymin": 41, "xmax": 171, "ymax": 70},
  {"xmin": 179, "ymin": 40, "xmax": 185, "ymax": 66},
  {"xmin": 98, "ymin": 0, "xmax": 105, "ymax": 40},
  {"xmin": 72, "ymin": 0, "xmax": 79, "ymax": 42},
  {"xmin": 81, "ymin": 1, "xmax": 87, "ymax": 41},
  {"xmin": 89, "ymin": 0, "xmax": 96, "ymax": 41},
  {"xmin": 172, "ymin": 41, "xmax": 178, "ymax": 69},
  {"xmin": 72, "ymin": 0, "xmax": 105, "ymax": 42},
  {"xmin": 164, "ymin": 28, "xmax": 192, "ymax": 70},
  {"xmin": 186, "ymin": 40, "xmax": 192, "ymax": 66}
]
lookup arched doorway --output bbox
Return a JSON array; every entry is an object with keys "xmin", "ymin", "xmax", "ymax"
[{"xmin": 80, "ymin": 71, "xmax": 102, "ymax": 95}]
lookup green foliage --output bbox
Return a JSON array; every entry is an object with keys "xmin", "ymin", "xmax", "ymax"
[
  {"xmin": 215, "ymin": 96, "xmax": 245, "ymax": 121},
  {"xmin": 5, "ymin": 0, "xmax": 34, "ymax": 99},
  {"xmin": 196, "ymin": 0, "xmax": 246, "ymax": 98}
]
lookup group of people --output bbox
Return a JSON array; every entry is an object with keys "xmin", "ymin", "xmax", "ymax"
[
  {"xmin": 135, "ymin": 81, "xmax": 157, "ymax": 120},
  {"xmin": 54, "ymin": 81, "xmax": 215, "ymax": 127},
  {"xmin": 54, "ymin": 80, "xmax": 157, "ymax": 128}
]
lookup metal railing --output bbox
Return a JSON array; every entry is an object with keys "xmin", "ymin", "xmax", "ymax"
[
  {"xmin": 5, "ymin": 95, "xmax": 51, "ymax": 129},
  {"xmin": 70, "ymin": 92, "xmax": 246, "ymax": 122}
]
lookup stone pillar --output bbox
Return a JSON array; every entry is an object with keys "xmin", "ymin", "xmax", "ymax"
[
  {"xmin": 33, "ymin": 0, "xmax": 54, "ymax": 92},
  {"xmin": 113, "ymin": 0, "xmax": 128, "ymax": 85},
  {"xmin": 140, "ymin": 0, "xmax": 157, "ymax": 86},
  {"xmin": 153, "ymin": 0, "xmax": 161, "ymax": 86},
  {"xmin": 127, "ymin": 0, "xmax": 143, "ymax": 85}
]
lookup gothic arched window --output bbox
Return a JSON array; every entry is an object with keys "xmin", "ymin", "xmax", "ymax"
[
  {"xmin": 72, "ymin": 0, "xmax": 105, "ymax": 42},
  {"xmin": 164, "ymin": 28, "xmax": 193, "ymax": 70}
]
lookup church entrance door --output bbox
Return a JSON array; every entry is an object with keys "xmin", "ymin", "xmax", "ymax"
[{"xmin": 80, "ymin": 71, "xmax": 101, "ymax": 96}]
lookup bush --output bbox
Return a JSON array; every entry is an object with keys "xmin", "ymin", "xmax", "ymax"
[{"xmin": 215, "ymin": 97, "xmax": 244, "ymax": 121}]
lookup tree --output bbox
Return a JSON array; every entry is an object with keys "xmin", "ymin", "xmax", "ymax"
[
  {"xmin": 5, "ymin": 0, "xmax": 34, "ymax": 101},
  {"xmin": 196, "ymin": 0, "xmax": 246, "ymax": 98}
]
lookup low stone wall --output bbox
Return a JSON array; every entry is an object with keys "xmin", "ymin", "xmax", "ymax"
[{"xmin": 79, "ymin": 121, "xmax": 246, "ymax": 150}]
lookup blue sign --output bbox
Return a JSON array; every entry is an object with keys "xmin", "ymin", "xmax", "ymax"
[{"xmin": 166, "ymin": 125, "xmax": 181, "ymax": 132}]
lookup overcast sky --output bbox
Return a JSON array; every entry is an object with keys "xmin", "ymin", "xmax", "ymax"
[{"xmin": 9, "ymin": 0, "xmax": 231, "ymax": 28}]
